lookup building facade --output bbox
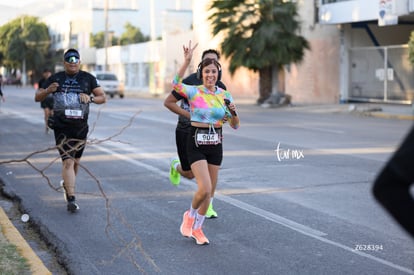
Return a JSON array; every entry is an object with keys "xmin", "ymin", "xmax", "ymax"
[
  {"xmin": 317, "ymin": 0, "xmax": 414, "ymax": 104},
  {"xmin": 42, "ymin": 0, "xmax": 414, "ymax": 104}
]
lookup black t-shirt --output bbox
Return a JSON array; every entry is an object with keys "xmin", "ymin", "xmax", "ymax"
[
  {"xmin": 45, "ymin": 71, "xmax": 100, "ymax": 127},
  {"xmin": 38, "ymin": 77, "xmax": 48, "ymax": 89},
  {"xmin": 172, "ymin": 73, "xmax": 227, "ymax": 131},
  {"xmin": 38, "ymin": 77, "xmax": 54, "ymax": 107}
]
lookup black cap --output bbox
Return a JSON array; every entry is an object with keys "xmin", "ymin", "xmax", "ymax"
[{"xmin": 64, "ymin": 48, "xmax": 80, "ymax": 59}]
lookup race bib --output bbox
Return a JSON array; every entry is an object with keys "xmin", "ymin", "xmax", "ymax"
[
  {"xmin": 196, "ymin": 133, "xmax": 220, "ymax": 145},
  {"xmin": 195, "ymin": 128, "xmax": 222, "ymax": 145},
  {"xmin": 65, "ymin": 109, "xmax": 83, "ymax": 119}
]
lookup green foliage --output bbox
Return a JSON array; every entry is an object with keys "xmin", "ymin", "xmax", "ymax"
[
  {"xmin": 90, "ymin": 22, "xmax": 150, "ymax": 48},
  {"xmin": 0, "ymin": 234, "xmax": 30, "ymax": 275},
  {"xmin": 408, "ymin": 31, "xmax": 414, "ymax": 66},
  {"xmin": 208, "ymin": 0, "xmax": 310, "ymax": 74},
  {"xmin": 0, "ymin": 16, "xmax": 50, "ymax": 72},
  {"xmin": 90, "ymin": 32, "xmax": 103, "ymax": 48},
  {"xmin": 90, "ymin": 31, "xmax": 118, "ymax": 48},
  {"xmin": 90, "ymin": 31, "xmax": 105, "ymax": 48},
  {"xmin": 119, "ymin": 22, "xmax": 150, "ymax": 45}
]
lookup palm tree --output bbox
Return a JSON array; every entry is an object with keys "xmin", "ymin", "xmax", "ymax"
[
  {"xmin": 208, "ymin": 0, "xmax": 310, "ymax": 104},
  {"xmin": 408, "ymin": 31, "xmax": 414, "ymax": 66}
]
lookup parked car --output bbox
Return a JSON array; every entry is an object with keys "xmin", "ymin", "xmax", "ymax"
[{"xmin": 91, "ymin": 71, "xmax": 124, "ymax": 98}]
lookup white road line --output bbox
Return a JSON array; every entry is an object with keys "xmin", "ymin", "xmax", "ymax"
[
  {"xmin": 93, "ymin": 141, "xmax": 413, "ymax": 275},
  {"xmin": 217, "ymin": 194, "xmax": 327, "ymax": 236}
]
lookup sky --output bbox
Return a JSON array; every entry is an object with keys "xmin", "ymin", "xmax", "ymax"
[
  {"xmin": 0, "ymin": 0, "xmax": 38, "ymax": 7},
  {"xmin": 0, "ymin": 0, "xmax": 58, "ymax": 26}
]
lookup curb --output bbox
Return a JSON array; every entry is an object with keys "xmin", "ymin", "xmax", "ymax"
[
  {"xmin": 0, "ymin": 207, "xmax": 51, "ymax": 275},
  {"xmin": 364, "ymin": 112, "xmax": 414, "ymax": 120}
]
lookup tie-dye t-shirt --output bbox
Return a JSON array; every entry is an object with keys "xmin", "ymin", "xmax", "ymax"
[{"xmin": 172, "ymin": 75, "xmax": 239, "ymax": 129}]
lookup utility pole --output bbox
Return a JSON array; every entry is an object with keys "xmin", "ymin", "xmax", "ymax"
[
  {"xmin": 21, "ymin": 17, "xmax": 27, "ymax": 86},
  {"xmin": 149, "ymin": 0, "xmax": 157, "ymax": 95},
  {"xmin": 104, "ymin": 0, "xmax": 109, "ymax": 71}
]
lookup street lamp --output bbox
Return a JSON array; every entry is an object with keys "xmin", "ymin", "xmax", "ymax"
[{"xmin": 104, "ymin": 0, "xmax": 109, "ymax": 72}]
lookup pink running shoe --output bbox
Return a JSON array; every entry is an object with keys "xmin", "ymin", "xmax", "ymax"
[
  {"xmin": 191, "ymin": 227, "xmax": 209, "ymax": 245},
  {"xmin": 180, "ymin": 211, "xmax": 195, "ymax": 237}
]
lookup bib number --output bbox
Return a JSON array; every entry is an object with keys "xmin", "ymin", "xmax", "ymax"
[
  {"xmin": 196, "ymin": 133, "xmax": 220, "ymax": 145},
  {"xmin": 65, "ymin": 109, "xmax": 83, "ymax": 119},
  {"xmin": 195, "ymin": 128, "xmax": 222, "ymax": 145}
]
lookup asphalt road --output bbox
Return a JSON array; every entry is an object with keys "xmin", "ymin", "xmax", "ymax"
[{"xmin": 0, "ymin": 86, "xmax": 413, "ymax": 275}]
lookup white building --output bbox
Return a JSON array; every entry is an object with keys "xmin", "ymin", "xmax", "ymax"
[
  {"xmin": 311, "ymin": 0, "xmax": 414, "ymax": 103},
  {"xmin": 35, "ymin": 0, "xmax": 414, "ymax": 103}
]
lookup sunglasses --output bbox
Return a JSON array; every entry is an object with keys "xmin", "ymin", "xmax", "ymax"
[{"xmin": 65, "ymin": 56, "xmax": 80, "ymax": 64}]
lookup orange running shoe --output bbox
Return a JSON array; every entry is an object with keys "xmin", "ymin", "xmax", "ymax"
[
  {"xmin": 180, "ymin": 211, "xmax": 195, "ymax": 237},
  {"xmin": 191, "ymin": 228, "xmax": 209, "ymax": 245}
]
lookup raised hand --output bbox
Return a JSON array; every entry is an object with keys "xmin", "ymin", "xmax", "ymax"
[
  {"xmin": 183, "ymin": 40, "xmax": 198, "ymax": 63},
  {"xmin": 177, "ymin": 41, "xmax": 199, "ymax": 78}
]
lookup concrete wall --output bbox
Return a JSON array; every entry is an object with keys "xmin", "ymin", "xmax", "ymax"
[
  {"xmin": 163, "ymin": 31, "xmax": 195, "ymax": 94},
  {"xmin": 191, "ymin": 0, "xmax": 342, "ymax": 104},
  {"xmin": 285, "ymin": 0, "xmax": 341, "ymax": 104}
]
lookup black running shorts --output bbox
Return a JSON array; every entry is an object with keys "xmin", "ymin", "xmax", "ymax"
[
  {"xmin": 54, "ymin": 124, "xmax": 88, "ymax": 160},
  {"xmin": 176, "ymin": 128, "xmax": 191, "ymax": 171},
  {"xmin": 186, "ymin": 126, "xmax": 223, "ymax": 166}
]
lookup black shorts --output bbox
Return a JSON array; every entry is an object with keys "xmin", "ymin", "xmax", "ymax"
[
  {"xmin": 54, "ymin": 124, "xmax": 88, "ymax": 160},
  {"xmin": 40, "ymin": 95, "xmax": 54, "ymax": 109},
  {"xmin": 176, "ymin": 127, "xmax": 191, "ymax": 171},
  {"xmin": 186, "ymin": 126, "xmax": 223, "ymax": 166}
]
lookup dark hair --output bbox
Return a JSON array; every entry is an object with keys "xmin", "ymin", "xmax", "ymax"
[
  {"xmin": 43, "ymin": 68, "xmax": 51, "ymax": 73},
  {"xmin": 196, "ymin": 58, "xmax": 222, "ymax": 80},
  {"xmin": 200, "ymin": 58, "xmax": 221, "ymax": 69},
  {"xmin": 201, "ymin": 49, "xmax": 220, "ymax": 60}
]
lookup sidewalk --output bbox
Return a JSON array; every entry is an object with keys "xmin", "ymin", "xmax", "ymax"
[
  {"xmin": 280, "ymin": 102, "xmax": 414, "ymax": 120},
  {"xmin": 354, "ymin": 103, "xmax": 414, "ymax": 120}
]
